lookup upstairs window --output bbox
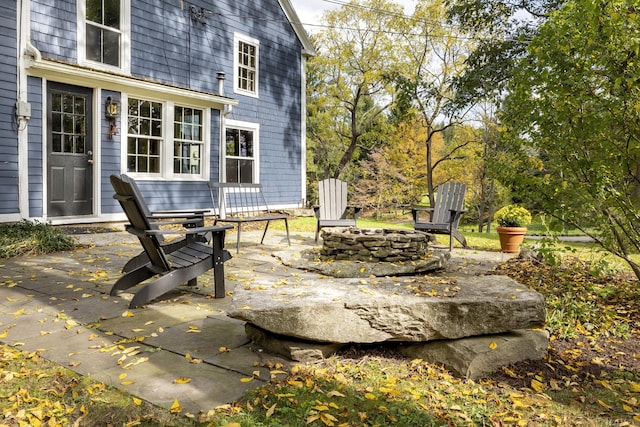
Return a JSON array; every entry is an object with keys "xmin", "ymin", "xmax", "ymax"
[
  {"xmin": 86, "ymin": 0, "xmax": 121, "ymax": 67},
  {"xmin": 78, "ymin": 0, "xmax": 129, "ymax": 72},
  {"xmin": 234, "ymin": 33, "xmax": 259, "ymax": 97}
]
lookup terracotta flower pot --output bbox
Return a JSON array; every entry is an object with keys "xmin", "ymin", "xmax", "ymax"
[{"xmin": 496, "ymin": 226, "xmax": 527, "ymax": 253}]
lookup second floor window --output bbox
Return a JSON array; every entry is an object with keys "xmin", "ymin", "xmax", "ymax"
[
  {"xmin": 86, "ymin": 0, "xmax": 121, "ymax": 67},
  {"xmin": 234, "ymin": 33, "xmax": 259, "ymax": 97}
]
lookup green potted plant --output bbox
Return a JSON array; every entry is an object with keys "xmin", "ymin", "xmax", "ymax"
[{"xmin": 494, "ymin": 205, "xmax": 532, "ymax": 253}]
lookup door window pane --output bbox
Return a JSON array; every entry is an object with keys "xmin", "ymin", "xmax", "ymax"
[{"xmin": 51, "ymin": 93, "xmax": 87, "ymax": 154}]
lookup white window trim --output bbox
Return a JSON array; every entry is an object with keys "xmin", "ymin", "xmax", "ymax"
[
  {"xmin": 77, "ymin": 0, "xmax": 131, "ymax": 74},
  {"xmin": 233, "ymin": 32, "xmax": 259, "ymax": 98},
  {"xmin": 223, "ymin": 119, "xmax": 260, "ymax": 184},
  {"xmin": 122, "ymin": 93, "xmax": 211, "ymax": 181}
]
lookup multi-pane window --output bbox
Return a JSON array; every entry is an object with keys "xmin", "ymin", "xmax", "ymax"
[
  {"xmin": 86, "ymin": 0, "xmax": 121, "ymax": 67},
  {"xmin": 127, "ymin": 99, "xmax": 162, "ymax": 174},
  {"xmin": 225, "ymin": 125, "xmax": 256, "ymax": 183},
  {"xmin": 173, "ymin": 107, "xmax": 203, "ymax": 175},
  {"xmin": 238, "ymin": 41, "xmax": 256, "ymax": 92},
  {"xmin": 234, "ymin": 34, "xmax": 259, "ymax": 96},
  {"xmin": 51, "ymin": 94, "xmax": 86, "ymax": 154},
  {"xmin": 126, "ymin": 98, "xmax": 206, "ymax": 177}
]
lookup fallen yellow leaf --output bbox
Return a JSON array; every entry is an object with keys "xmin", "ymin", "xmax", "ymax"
[
  {"xmin": 531, "ymin": 379, "xmax": 545, "ymax": 392},
  {"xmin": 174, "ymin": 377, "xmax": 192, "ymax": 384},
  {"xmin": 170, "ymin": 398, "xmax": 181, "ymax": 413},
  {"xmin": 266, "ymin": 403, "xmax": 276, "ymax": 418}
]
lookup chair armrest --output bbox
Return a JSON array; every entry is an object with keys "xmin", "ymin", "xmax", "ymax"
[
  {"xmin": 313, "ymin": 205, "xmax": 320, "ymax": 219},
  {"xmin": 147, "ymin": 218, "xmax": 204, "ymax": 228},
  {"xmin": 412, "ymin": 207, "xmax": 434, "ymax": 223},
  {"xmin": 146, "ymin": 224, "xmax": 233, "ymax": 236},
  {"xmin": 149, "ymin": 209, "xmax": 209, "ymax": 218}
]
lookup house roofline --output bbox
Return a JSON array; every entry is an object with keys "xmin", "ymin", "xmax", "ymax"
[
  {"xmin": 25, "ymin": 53, "xmax": 239, "ymax": 108},
  {"xmin": 279, "ymin": 0, "xmax": 316, "ymax": 57}
]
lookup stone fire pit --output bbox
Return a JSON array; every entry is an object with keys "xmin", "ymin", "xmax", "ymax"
[
  {"xmin": 320, "ymin": 227, "xmax": 432, "ymax": 262},
  {"xmin": 275, "ymin": 227, "xmax": 448, "ymax": 278}
]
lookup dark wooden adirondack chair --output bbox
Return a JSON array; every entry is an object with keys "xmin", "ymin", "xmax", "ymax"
[
  {"xmin": 412, "ymin": 182, "xmax": 468, "ymax": 251},
  {"xmin": 110, "ymin": 175, "xmax": 232, "ymax": 308},
  {"xmin": 120, "ymin": 174, "xmax": 210, "ymax": 272},
  {"xmin": 313, "ymin": 178, "xmax": 362, "ymax": 242}
]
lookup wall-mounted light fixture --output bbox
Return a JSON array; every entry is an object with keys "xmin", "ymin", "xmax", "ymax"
[
  {"xmin": 191, "ymin": 5, "xmax": 206, "ymax": 23},
  {"xmin": 105, "ymin": 96, "xmax": 119, "ymax": 139}
]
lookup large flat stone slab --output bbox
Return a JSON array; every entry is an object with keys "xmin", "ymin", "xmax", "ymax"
[
  {"xmin": 229, "ymin": 275, "xmax": 545, "ymax": 344},
  {"xmin": 399, "ymin": 329, "xmax": 550, "ymax": 379}
]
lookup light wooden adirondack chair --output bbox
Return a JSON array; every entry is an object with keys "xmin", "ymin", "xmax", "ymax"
[
  {"xmin": 120, "ymin": 174, "xmax": 210, "ymax": 272},
  {"xmin": 412, "ymin": 182, "xmax": 468, "ymax": 251},
  {"xmin": 109, "ymin": 175, "xmax": 232, "ymax": 308},
  {"xmin": 313, "ymin": 178, "xmax": 362, "ymax": 242}
]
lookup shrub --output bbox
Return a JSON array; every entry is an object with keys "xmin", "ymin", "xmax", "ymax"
[{"xmin": 0, "ymin": 220, "xmax": 74, "ymax": 259}]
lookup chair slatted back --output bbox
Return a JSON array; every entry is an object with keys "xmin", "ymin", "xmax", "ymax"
[
  {"xmin": 121, "ymin": 174, "xmax": 153, "ymax": 217},
  {"xmin": 110, "ymin": 175, "xmax": 171, "ymax": 271},
  {"xmin": 318, "ymin": 178, "xmax": 348, "ymax": 220},
  {"xmin": 432, "ymin": 182, "xmax": 467, "ymax": 226}
]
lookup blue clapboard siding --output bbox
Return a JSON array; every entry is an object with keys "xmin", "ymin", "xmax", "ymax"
[
  {"xmin": 101, "ymin": 90, "xmax": 124, "ymax": 215},
  {"xmin": 125, "ymin": 0, "xmax": 304, "ymax": 210},
  {"xmin": 30, "ymin": 2, "xmax": 77, "ymax": 62},
  {"xmin": 0, "ymin": 3, "xmax": 18, "ymax": 215},
  {"xmin": 136, "ymin": 180, "xmax": 213, "ymax": 213},
  {"xmin": 27, "ymin": 77, "xmax": 43, "ymax": 217},
  {"xmin": 21, "ymin": 0, "xmax": 306, "ymax": 220}
]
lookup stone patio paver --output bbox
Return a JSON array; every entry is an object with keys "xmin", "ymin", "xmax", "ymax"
[{"xmin": 0, "ymin": 227, "xmax": 515, "ymax": 416}]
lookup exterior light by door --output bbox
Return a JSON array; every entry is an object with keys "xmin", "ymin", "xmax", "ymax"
[{"xmin": 105, "ymin": 96, "xmax": 119, "ymax": 139}]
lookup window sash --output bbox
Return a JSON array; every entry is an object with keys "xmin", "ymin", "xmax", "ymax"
[
  {"xmin": 173, "ymin": 107, "xmax": 204, "ymax": 175},
  {"xmin": 85, "ymin": 0, "xmax": 121, "ymax": 67},
  {"xmin": 225, "ymin": 124, "xmax": 257, "ymax": 183},
  {"xmin": 234, "ymin": 34, "xmax": 259, "ymax": 97},
  {"xmin": 126, "ymin": 98, "xmax": 206, "ymax": 178}
]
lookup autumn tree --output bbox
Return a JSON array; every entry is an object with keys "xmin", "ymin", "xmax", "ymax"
[
  {"xmin": 500, "ymin": 0, "xmax": 640, "ymax": 279},
  {"xmin": 394, "ymin": 0, "xmax": 475, "ymax": 206},
  {"xmin": 355, "ymin": 119, "xmax": 429, "ymax": 216},
  {"xmin": 307, "ymin": 0, "xmax": 404, "ymax": 181}
]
